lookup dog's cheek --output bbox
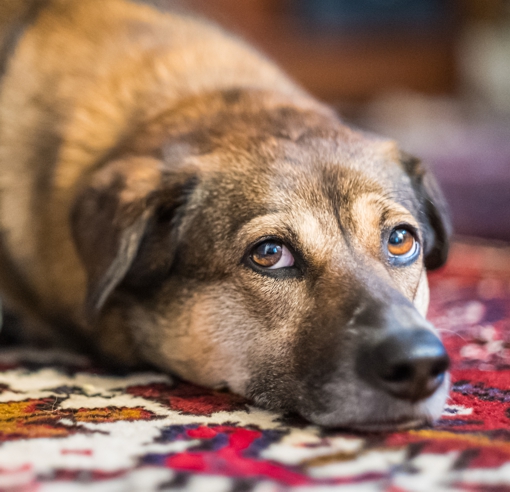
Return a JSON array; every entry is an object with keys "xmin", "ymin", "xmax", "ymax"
[
  {"xmin": 413, "ymin": 269, "xmax": 430, "ymax": 318},
  {"xmin": 127, "ymin": 286, "xmax": 256, "ymax": 394},
  {"xmin": 174, "ymin": 295, "xmax": 255, "ymax": 394},
  {"xmin": 177, "ymin": 284, "xmax": 309, "ymax": 397}
]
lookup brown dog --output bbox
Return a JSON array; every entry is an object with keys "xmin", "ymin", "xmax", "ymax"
[{"xmin": 0, "ymin": 0, "xmax": 451, "ymax": 430}]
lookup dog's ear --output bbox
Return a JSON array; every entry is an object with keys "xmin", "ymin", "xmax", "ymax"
[
  {"xmin": 401, "ymin": 153, "xmax": 452, "ymax": 270},
  {"xmin": 71, "ymin": 156, "xmax": 198, "ymax": 317}
]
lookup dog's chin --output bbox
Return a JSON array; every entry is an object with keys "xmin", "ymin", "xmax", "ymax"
[
  {"xmin": 341, "ymin": 417, "xmax": 428, "ymax": 433},
  {"xmin": 348, "ymin": 419, "xmax": 430, "ymax": 432},
  {"xmin": 306, "ymin": 411, "xmax": 431, "ymax": 432},
  {"xmin": 299, "ymin": 373, "xmax": 450, "ymax": 432}
]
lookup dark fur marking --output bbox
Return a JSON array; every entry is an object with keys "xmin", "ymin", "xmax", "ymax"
[
  {"xmin": 400, "ymin": 153, "xmax": 452, "ymax": 270},
  {"xmin": 72, "ymin": 161, "xmax": 201, "ymax": 316},
  {"xmin": 121, "ymin": 175, "xmax": 200, "ymax": 296},
  {"xmin": 221, "ymin": 88, "xmax": 242, "ymax": 105},
  {"xmin": 0, "ymin": 229, "xmax": 39, "ymax": 315}
]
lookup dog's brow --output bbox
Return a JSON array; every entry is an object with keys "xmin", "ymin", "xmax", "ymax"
[
  {"xmin": 236, "ymin": 213, "xmax": 291, "ymax": 242},
  {"xmin": 380, "ymin": 202, "xmax": 419, "ymax": 227},
  {"xmin": 236, "ymin": 211, "xmax": 330, "ymax": 250}
]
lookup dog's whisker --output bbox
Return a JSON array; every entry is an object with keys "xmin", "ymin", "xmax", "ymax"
[{"xmin": 436, "ymin": 328, "xmax": 468, "ymax": 341}]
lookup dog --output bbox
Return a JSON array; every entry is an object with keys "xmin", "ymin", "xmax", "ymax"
[{"xmin": 0, "ymin": 0, "xmax": 451, "ymax": 430}]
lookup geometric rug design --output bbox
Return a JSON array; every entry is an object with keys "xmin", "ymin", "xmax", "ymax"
[{"xmin": 1, "ymin": 240, "xmax": 510, "ymax": 491}]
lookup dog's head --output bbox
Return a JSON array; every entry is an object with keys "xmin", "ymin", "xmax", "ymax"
[{"xmin": 72, "ymin": 90, "xmax": 451, "ymax": 430}]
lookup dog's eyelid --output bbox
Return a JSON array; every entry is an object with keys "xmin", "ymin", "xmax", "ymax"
[
  {"xmin": 381, "ymin": 218, "xmax": 421, "ymax": 242},
  {"xmin": 391, "ymin": 222, "xmax": 420, "ymax": 238},
  {"xmin": 243, "ymin": 229, "xmax": 302, "ymax": 255},
  {"xmin": 246, "ymin": 235, "xmax": 291, "ymax": 256}
]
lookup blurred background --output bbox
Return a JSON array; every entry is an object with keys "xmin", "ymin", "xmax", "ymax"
[{"xmin": 169, "ymin": 0, "xmax": 510, "ymax": 243}]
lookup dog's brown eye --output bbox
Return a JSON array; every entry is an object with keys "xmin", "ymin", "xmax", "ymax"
[
  {"xmin": 251, "ymin": 241, "xmax": 294, "ymax": 269},
  {"xmin": 387, "ymin": 228, "xmax": 416, "ymax": 257}
]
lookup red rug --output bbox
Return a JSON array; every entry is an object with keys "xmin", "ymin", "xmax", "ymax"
[{"xmin": 0, "ymin": 239, "xmax": 510, "ymax": 491}]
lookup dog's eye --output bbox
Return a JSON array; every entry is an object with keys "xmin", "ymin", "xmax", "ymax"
[
  {"xmin": 251, "ymin": 241, "xmax": 295, "ymax": 269},
  {"xmin": 387, "ymin": 228, "xmax": 418, "ymax": 261}
]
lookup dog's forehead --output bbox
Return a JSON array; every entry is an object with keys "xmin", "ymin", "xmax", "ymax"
[
  {"xmin": 170, "ymin": 107, "xmax": 422, "ymax": 258},
  {"xmin": 177, "ymin": 131, "xmax": 423, "ymax": 275},
  {"xmin": 204, "ymin": 131, "xmax": 416, "ymax": 219}
]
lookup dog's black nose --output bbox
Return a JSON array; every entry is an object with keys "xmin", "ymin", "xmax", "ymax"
[{"xmin": 361, "ymin": 329, "xmax": 449, "ymax": 402}]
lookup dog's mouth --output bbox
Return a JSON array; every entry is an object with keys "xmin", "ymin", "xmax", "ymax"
[{"xmin": 346, "ymin": 417, "xmax": 429, "ymax": 433}]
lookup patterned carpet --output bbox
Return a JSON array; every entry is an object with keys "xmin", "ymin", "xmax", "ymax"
[{"xmin": 1, "ymin": 240, "xmax": 510, "ymax": 492}]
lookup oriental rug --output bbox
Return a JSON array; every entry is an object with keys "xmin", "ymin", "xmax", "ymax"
[{"xmin": 1, "ymin": 240, "xmax": 510, "ymax": 492}]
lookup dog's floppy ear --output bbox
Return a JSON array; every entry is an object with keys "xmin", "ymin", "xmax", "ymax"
[
  {"xmin": 72, "ymin": 156, "xmax": 197, "ymax": 317},
  {"xmin": 401, "ymin": 153, "xmax": 452, "ymax": 270}
]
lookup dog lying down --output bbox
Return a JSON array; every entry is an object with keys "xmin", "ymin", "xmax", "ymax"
[{"xmin": 0, "ymin": 0, "xmax": 451, "ymax": 431}]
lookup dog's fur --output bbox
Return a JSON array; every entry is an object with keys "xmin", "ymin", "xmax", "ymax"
[{"xmin": 0, "ymin": 0, "xmax": 451, "ymax": 429}]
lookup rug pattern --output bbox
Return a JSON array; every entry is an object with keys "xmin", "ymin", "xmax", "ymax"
[{"xmin": 1, "ymin": 241, "xmax": 510, "ymax": 491}]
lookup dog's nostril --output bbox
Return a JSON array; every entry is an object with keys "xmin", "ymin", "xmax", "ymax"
[
  {"xmin": 430, "ymin": 359, "xmax": 449, "ymax": 379},
  {"xmin": 382, "ymin": 363, "xmax": 413, "ymax": 383},
  {"xmin": 358, "ymin": 328, "xmax": 450, "ymax": 402}
]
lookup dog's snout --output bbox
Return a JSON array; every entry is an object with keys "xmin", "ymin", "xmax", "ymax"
[{"xmin": 361, "ymin": 329, "xmax": 450, "ymax": 402}]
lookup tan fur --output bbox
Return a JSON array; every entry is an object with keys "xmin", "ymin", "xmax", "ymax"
[{"xmin": 0, "ymin": 0, "xmax": 451, "ymax": 429}]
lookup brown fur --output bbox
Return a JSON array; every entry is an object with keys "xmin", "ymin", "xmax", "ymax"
[{"xmin": 0, "ymin": 0, "xmax": 451, "ymax": 429}]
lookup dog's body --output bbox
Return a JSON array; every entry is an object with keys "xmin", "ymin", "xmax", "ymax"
[{"xmin": 0, "ymin": 0, "xmax": 451, "ymax": 429}]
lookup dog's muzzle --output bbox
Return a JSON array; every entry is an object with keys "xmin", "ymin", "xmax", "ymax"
[{"xmin": 358, "ymin": 327, "xmax": 450, "ymax": 403}]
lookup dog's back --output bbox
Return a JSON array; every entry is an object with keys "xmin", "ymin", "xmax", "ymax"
[{"xmin": 0, "ymin": 0, "xmax": 310, "ymax": 332}]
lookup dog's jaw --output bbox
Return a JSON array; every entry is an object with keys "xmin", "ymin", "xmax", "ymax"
[{"xmin": 302, "ymin": 372, "xmax": 450, "ymax": 430}]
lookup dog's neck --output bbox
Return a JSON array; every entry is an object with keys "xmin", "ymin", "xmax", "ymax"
[{"xmin": 0, "ymin": 0, "xmax": 49, "ymax": 84}]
